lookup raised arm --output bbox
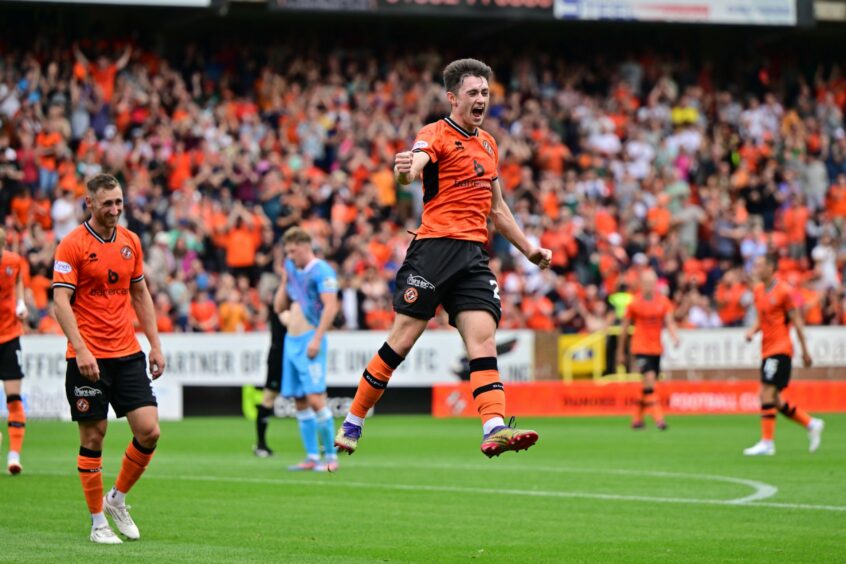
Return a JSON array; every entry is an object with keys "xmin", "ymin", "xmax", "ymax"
[
  {"xmin": 394, "ymin": 150, "xmax": 430, "ymax": 186},
  {"xmin": 116, "ymin": 45, "xmax": 133, "ymax": 70},
  {"xmin": 489, "ymin": 179, "xmax": 551, "ymax": 268},
  {"xmin": 73, "ymin": 43, "xmax": 90, "ymax": 67}
]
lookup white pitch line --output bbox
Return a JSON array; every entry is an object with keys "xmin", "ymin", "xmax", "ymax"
[
  {"xmin": 340, "ymin": 461, "xmax": 779, "ymax": 505},
  {"xmin": 27, "ymin": 470, "xmax": 846, "ymax": 512}
]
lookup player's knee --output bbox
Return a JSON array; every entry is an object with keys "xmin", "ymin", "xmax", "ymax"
[
  {"xmin": 308, "ymin": 394, "xmax": 326, "ymax": 411},
  {"xmin": 466, "ymin": 335, "xmax": 496, "ymax": 359},
  {"xmin": 138, "ymin": 425, "xmax": 160, "ymax": 447},
  {"xmin": 388, "ymin": 334, "xmax": 415, "ymax": 357}
]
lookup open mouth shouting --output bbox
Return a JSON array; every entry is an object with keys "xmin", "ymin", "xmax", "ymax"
[{"xmin": 471, "ymin": 106, "xmax": 485, "ymax": 120}]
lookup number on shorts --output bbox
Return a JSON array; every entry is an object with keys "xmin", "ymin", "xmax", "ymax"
[
  {"xmin": 489, "ymin": 279, "xmax": 501, "ymax": 301},
  {"xmin": 763, "ymin": 358, "xmax": 779, "ymax": 381},
  {"xmin": 308, "ymin": 362, "xmax": 322, "ymax": 385}
]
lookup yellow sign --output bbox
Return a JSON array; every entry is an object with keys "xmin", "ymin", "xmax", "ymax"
[{"xmin": 559, "ymin": 335, "xmax": 605, "ymax": 379}]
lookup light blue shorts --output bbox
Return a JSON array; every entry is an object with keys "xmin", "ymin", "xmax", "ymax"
[{"xmin": 281, "ymin": 330, "xmax": 328, "ymax": 398}]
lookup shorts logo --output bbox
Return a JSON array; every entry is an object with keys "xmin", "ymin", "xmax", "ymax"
[
  {"xmin": 407, "ymin": 274, "xmax": 435, "ymax": 290},
  {"xmin": 403, "ymin": 288, "xmax": 418, "ymax": 304},
  {"xmin": 482, "ymin": 140, "xmax": 494, "ymax": 156},
  {"xmin": 636, "ymin": 357, "xmax": 649, "ymax": 371},
  {"xmin": 74, "ymin": 386, "xmax": 102, "ymax": 398},
  {"xmin": 412, "ymin": 140, "xmax": 429, "ymax": 151},
  {"xmin": 763, "ymin": 358, "xmax": 779, "ymax": 381},
  {"xmin": 76, "ymin": 399, "xmax": 90, "ymax": 413},
  {"xmin": 54, "ymin": 260, "xmax": 72, "ymax": 274},
  {"xmin": 121, "ymin": 246, "xmax": 133, "ymax": 260}
]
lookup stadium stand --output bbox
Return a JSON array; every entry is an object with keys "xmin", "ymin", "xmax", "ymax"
[{"xmin": 2, "ymin": 23, "xmax": 846, "ymax": 334}]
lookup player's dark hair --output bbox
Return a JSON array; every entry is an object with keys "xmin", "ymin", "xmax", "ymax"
[
  {"xmin": 283, "ymin": 226, "xmax": 312, "ymax": 245},
  {"xmin": 87, "ymin": 173, "xmax": 120, "ymax": 194},
  {"xmin": 443, "ymin": 59, "xmax": 492, "ymax": 94}
]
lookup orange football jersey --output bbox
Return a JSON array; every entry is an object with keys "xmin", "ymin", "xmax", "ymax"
[
  {"xmin": 412, "ymin": 117, "xmax": 499, "ymax": 244},
  {"xmin": 753, "ymin": 280, "xmax": 795, "ymax": 358},
  {"xmin": 0, "ymin": 251, "xmax": 29, "ymax": 344},
  {"xmin": 625, "ymin": 292, "xmax": 673, "ymax": 356},
  {"xmin": 52, "ymin": 221, "xmax": 145, "ymax": 359}
]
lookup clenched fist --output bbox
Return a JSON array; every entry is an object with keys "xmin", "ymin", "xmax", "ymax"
[{"xmin": 394, "ymin": 151, "xmax": 414, "ymax": 175}]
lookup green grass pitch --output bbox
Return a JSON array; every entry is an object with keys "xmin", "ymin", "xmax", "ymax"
[{"xmin": 1, "ymin": 414, "xmax": 844, "ymax": 562}]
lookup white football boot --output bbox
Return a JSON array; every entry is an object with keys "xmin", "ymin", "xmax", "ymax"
[
  {"xmin": 743, "ymin": 440, "xmax": 775, "ymax": 456},
  {"xmin": 103, "ymin": 495, "xmax": 140, "ymax": 540},
  {"xmin": 808, "ymin": 418, "xmax": 825, "ymax": 453},
  {"xmin": 90, "ymin": 524, "xmax": 123, "ymax": 544}
]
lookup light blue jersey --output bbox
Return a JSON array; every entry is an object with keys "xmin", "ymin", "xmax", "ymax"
[
  {"xmin": 285, "ymin": 258, "xmax": 338, "ymax": 327},
  {"xmin": 282, "ymin": 257, "xmax": 337, "ymax": 400}
]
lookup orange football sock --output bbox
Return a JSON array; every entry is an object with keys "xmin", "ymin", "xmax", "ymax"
[
  {"xmin": 349, "ymin": 343, "xmax": 404, "ymax": 419},
  {"xmin": 114, "ymin": 438, "xmax": 156, "ymax": 495},
  {"xmin": 6, "ymin": 395, "xmax": 25, "ymax": 453},
  {"xmin": 470, "ymin": 358, "xmax": 505, "ymax": 424},
  {"xmin": 635, "ymin": 388, "xmax": 652, "ymax": 424},
  {"xmin": 649, "ymin": 389, "xmax": 665, "ymax": 424},
  {"xmin": 77, "ymin": 447, "xmax": 104, "ymax": 514},
  {"xmin": 761, "ymin": 403, "xmax": 777, "ymax": 441},
  {"xmin": 780, "ymin": 402, "xmax": 812, "ymax": 428}
]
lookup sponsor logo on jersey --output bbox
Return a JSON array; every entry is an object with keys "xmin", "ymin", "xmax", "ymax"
[
  {"xmin": 121, "ymin": 246, "xmax": 133, "ymax": 260},
  {"xmin": 403, "ymin": 288, "xmax": 418, "ymax": 304},
  {"xmin": 54, "ymin": 260, "xmax": 72, "ymax": 274},
  {"xmin": 89, "ymin": 287, "xmax": 129, "ymax": 297},
  {"xmin": 74, "ymin": 386, "xmax": 102, "ymax": 398},
  {"xmin": 454, "ymin": 140, "xmax": 465, "ymax": 151},
  {"xmin": 407, "ymin": 274, "xmax": 435, "ymax": 290},
  {"xmin": 88, "ymin": 252, "xmax": 98, "ymax": 263},
  {"xmin": 108, "ymin": 269, "xmax": 120, "ymax": 284}
]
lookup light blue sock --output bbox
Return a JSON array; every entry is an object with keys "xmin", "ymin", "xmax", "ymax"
[
  {"xmin": 296, "ymin": 408, "xmax": 320, "ymax": 459},
  {"xmin": 316, "ymin": 407, "xmax": 337, "ymax": 458}
]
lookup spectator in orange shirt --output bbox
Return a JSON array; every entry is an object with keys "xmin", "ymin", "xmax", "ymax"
[
  {"xmin": 714, "ymin": 269, "xmax": 750, "ymax": 327},
  {"xmin": 647, "ymin": 195, "xmax": 672, "ymax": 237},
  {"xmin": 154, "ymin": 293, "xmax": 174, "ymax": 334},
  {"xmin": 189, "ymin": 290, "xmax": 219, "ymax": 333},
  {"xmin": 364, "ymin": 296, "xmax": 394, "ymax": 330},
  {"xmin": 521, "ymin": 294, "xmax": 556, "ymax": 331},
  {"xmin": 826, "ymin": 173, "xmax": 846, "ymax": 226},
  {"xmin": 224, "ymin": 203, "xmax": 261, "ymax": 282},
  {"xmin": 219, "ymin": 290, "xmax": 250, "ymax": 333},
  {"xmin": 35, "ymin": 122, "xmax": 64, "ymax": 193},
  {"xmin": 783, "ymin": 195, "xmax": 810, "ymax": 260},
  {"xmin": 798, "ymin": 281, "xmax": 824, "ymax": 326},
  {"xmin": 536, "ymin": 132, "xmax": 571, "ymax": 176},
  {"xmin": 73, "ymin": 43, "xmax": 132, "ymax": 105},
  {"xmin": 29, "ymin": 265, "xmax": 52, "ymax": 316}
]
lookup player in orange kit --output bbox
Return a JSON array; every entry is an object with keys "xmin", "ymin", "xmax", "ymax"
[
  {"xmin": 52, "ymin": 174, "xmax": 165, "ymax": 544},
  {"xmin": 617, "ymin": 269, "xmax": 679, "ymax": 430},
  {"xmin": 0, "ymin": 227, "xmax": 31, "ymax": 474},
  {"xmin": 335, "ymin": 58, "xmax": 552, "ymax": 458},
  {"xmin": 743, "ymin": 254, "xmax": 823, "ymax": 456}
]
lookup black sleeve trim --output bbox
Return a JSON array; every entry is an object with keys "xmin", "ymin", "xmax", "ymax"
[
  {"xmin": 130, "ymin": 275, "xmax": 145, "ymax": 283},
  {"xmin": 51, "ymin": 282, "xmax": 77, "ymax": 291}
]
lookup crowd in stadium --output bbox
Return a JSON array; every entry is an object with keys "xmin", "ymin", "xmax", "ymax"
[{"xmin": 2, "ymin": 37, "xmax": 846, "ymax": 334}]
